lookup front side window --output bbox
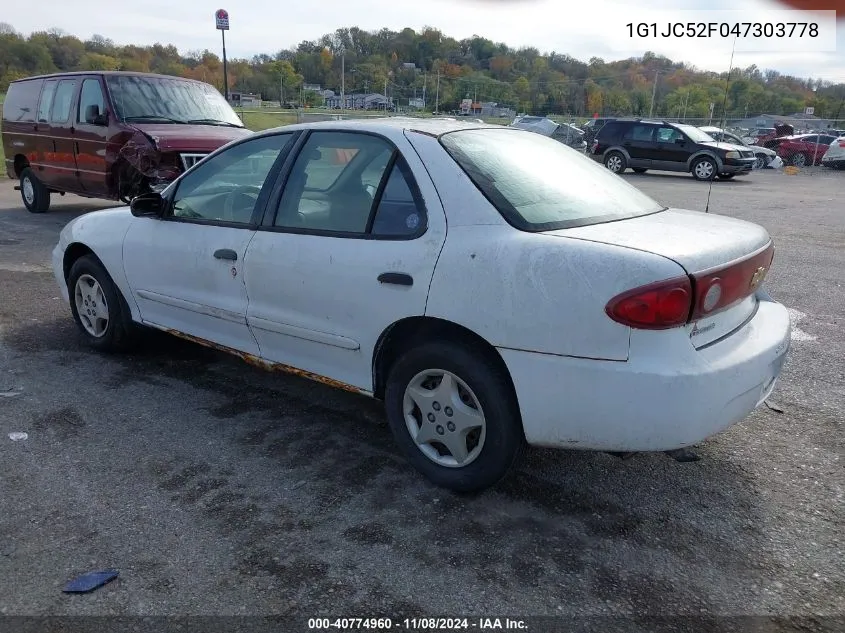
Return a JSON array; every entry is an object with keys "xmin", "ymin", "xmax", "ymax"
[
  {"xmin": 170, "ymin": 133, "xmax": 293, "ymax": 224},
  {"xmin": 655, "ymin": 126, "xmax": 683, "ymax": 143},
  {"xmin": 676, "ymin": 124, "xmax": 716, "ymax": 143},
  {"xmin": 78, "ymin": 79, "xmax": 106, "ymax": 124},
  {"xmin": 50, "ymin": 80, "xmax": 77, "ymax": 123},
  {"xmin": 440, "ymin": 128, "xmax": 665, "ymax": 232},
  {"xmin": 274, "ymin": 131, "xmax": 426, "ymax": 237}
]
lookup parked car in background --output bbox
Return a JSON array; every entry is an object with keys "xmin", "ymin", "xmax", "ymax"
[
  {"xmin": 821, "ymin": 136, "xmax": 845, "ymax": 169},
  {"xmin": 591, "ymin": 118, "xmax": 756, "ymax": 180},
  {"xmin": 51, "ymin": 118, "xmax": 790, "ymax": 492},
  {"xmin": 769, "ymin": 134, "xmax": 837, "ymax": 167},
  {"xmin": 2, "ymin": 71, "xmax": 253, "ymax": 213},
  {"xmin": 699, "ymin": 126, "xmax": 783, "ymax": 169},
  {"xmin": 510, "ymin": 115, "xmax": 586, "ymax": 150}
]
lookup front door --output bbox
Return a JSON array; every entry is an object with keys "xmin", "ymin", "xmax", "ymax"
[
  {"xmin": 242, "ymin": 129, "xmax": 447, "ymax": 392},
  {"xmin": 73, "ymin": 77, "xmax": 110, "ymax": 196},
  {"xmin": 652, "ymin": 125, "xmax": 691, "ymax": 169},
  {"xmin": 122, "ymin": 132, "xmax": 296, "ymax": 354}
]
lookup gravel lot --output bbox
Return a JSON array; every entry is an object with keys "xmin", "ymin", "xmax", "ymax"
[{"xmin": 0, "ymin": 168, "xmax": 842, "ymax": 629}]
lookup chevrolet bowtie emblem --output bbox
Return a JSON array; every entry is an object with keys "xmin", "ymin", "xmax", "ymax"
[{"xmin": 750, "ymin": 266, "xmax": 767, "ymax": 289}]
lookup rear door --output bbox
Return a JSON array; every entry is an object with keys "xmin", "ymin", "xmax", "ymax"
[
  {"xmin": 242, "ymin": 129, "xmax": 447, "ymax": 392},
  {"xmin": 620, "ymin": 123, "xmax": 655, "ymax": 167},
  {"xmin": 32, "ymin": 79, "xmax": 58, "ymax": 185},
  {"xmin": 73, "ymin": 76, "xmax": 110, "ymax": 196}
]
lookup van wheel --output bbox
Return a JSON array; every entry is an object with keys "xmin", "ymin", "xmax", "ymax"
[
  {"xmin": 20, "ymin": 168, "xmax": 51, "ymax": 213},
  {"xmin": 67, "ymin": 255, "xmax": 139, "ymax": 353},
  {"xmin": 384, "ymin": 341, "xmax": 525, "ymax": 493}
]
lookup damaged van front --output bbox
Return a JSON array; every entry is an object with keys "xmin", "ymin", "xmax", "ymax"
[{"xmin": 2, "ymin": 71, "xmax": 254, "ymax": 213}]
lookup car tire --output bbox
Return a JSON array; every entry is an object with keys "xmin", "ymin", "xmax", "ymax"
[
  {"xmin": 717, "ymin": 173, "xmax": 735, "ymax": 180},
  {"xmin": 632, "ymin": 168, "xmax": 648, "ymax": 174},
  {"xmin": 67, "ymin": 254, "xmax": 139, "ymax": 353},
  {"xmin": 604, "ymin": 151, "xmax": 627, "ymax": 174},
  {"xmin": 754, "ymin": 154, "xmax": 767, "ymax": 169},
  {"xmin": 691, "ymin": 156, "xmax": 717, "ymax": 181},
  {"xmin": 790, "ymin": 153, "xmax": 808, "ymax": 167},
  {"xmin": 384, "ymin": 341, "xmax": 525, "ymax": 493},
  {"xmin": 20, "ymin": 168, "xmax": 51, "ymax": 213}
]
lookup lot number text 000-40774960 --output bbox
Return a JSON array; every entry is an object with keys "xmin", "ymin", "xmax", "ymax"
[{"xmin": 626, "ymin": 22, "xmax": 819, "ymax": 38}]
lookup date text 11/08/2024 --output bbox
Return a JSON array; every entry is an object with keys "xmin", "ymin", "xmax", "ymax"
[
  {"xmin": 626, "ymin": 21, "xmax": 819, "ymax": 38},
  {"xmin": 308, "ymin": 617, "xmax": 528, "ymax": 630}
]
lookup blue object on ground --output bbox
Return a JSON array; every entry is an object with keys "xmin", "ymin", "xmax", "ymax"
[{"xmin": 62, "ymin": 569, "xmax": 119, "ymax": 593}]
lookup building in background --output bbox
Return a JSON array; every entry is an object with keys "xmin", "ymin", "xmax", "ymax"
[{"xmin": 228, "ymin": 92, "xmax": 262, "ymax": 108}]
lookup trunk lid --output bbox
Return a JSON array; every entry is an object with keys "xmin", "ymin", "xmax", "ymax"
[{"xmin": 546, "ymin": 208, "xmax": 773, "ymax": 348}]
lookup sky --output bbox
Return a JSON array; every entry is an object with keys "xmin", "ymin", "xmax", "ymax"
[{"xmin": 4, "ymin": 0, "xmax": 845, "ymax": 82}]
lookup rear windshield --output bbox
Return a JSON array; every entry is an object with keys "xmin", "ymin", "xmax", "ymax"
[{"xmin": 439, "ymin": 128, "xmax": 665, "ymax": 231}]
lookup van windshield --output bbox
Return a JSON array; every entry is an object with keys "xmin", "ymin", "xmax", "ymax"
[{"xmin": 106, "ymin": 75, "xmax": 244, "ymax": 127}]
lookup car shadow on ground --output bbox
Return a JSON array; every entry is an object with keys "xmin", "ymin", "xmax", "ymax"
[
  {"xmin": 2, "ymin": 314, "xmax": 781, "ymax": 618},
  {"xmin": 624, "ymin": 171, "xmax": 756, "ymax": 184}
]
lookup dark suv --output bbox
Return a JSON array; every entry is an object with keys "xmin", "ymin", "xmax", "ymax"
[{"xmin": 590, "ymin": 119, "xmax": 756, "ymax": 181}]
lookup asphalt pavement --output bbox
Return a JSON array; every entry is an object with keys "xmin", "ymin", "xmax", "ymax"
[{"xmin": 0, "ymin": 168, "xmax": 842, "ymax": 629}]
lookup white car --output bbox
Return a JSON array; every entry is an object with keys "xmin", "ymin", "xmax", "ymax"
[
  {"xmin": 821, "ymin": 136, "xmax": 845, "ymax": 169},
  {"xmin": 699, "ymin": 126, "xmax": 783, "ymax": 170},
  {"xmin": 52, "ymin": 118, "xmax": 792, "ymax": 492}
]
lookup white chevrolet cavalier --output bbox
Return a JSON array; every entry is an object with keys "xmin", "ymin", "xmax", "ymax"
[{"xmin": 52, "ymin": 118, "xmax": 791, "ymax": 492}]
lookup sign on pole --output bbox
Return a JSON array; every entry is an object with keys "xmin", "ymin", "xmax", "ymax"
[
  {"xmin": 805, "ymin": 107, "xmax": 814, "ymax": 115},
  {"xmin": 215, "ymin": 9, "xmax": 229, "ymax": 30}
]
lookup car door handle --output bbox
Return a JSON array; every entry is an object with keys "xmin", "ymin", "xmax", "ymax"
[
  {"xmin": 213, "ymin": 248, "xmax": 238, "ymax": 261},
  {"xmin": 378, "ymin": 272, "xmax": 413, "ymax": 286}
]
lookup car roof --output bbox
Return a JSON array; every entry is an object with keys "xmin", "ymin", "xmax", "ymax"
[
  {"xmin": 9, "ymin": 70, "xmax": 207, "ymax": 85},
  {"xmin": 252, "ymin": 116, "xmax": 506, "ymax": 138}
]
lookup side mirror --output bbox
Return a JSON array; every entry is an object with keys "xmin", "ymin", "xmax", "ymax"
[
  {"xmin": 130, "ymin": 192, "xmax": 165, "ymax": 218},
  {"xmin": 85, "ymin": 104, "xmax": 108, "ymax": 126},
  {"xmin": 674, "ymin": 138, "xmax": 685, "ymax": 145}
]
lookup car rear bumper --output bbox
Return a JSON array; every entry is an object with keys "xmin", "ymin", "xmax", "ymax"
[{"xmin": 499, "ymin": 292, "xmax": 791, "ymax": 452}]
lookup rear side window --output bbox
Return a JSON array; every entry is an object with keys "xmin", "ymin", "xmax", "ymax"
[
  {"xmin": 624, "ymin": 125, "xmax": 654, "ymax": 142},
  {"xmin": 440, "ymin": 128, "xmax": 664, "ymax": 232},
  {"xmin": 2, "ymin": 80, "xmax": 42, "ymax": 123},
  {"xmin": 370, "ymin": 161, "xmax": 425, "ymax": 237},
  {"xmin": 50, "ymin": 79, "xmax": 77, "ymax": 123},
  {"xmin": 597, "ymin": 121, "xmax": 623, "ymax": 141},
  {"xmin": 37, "ymin": 80, "xmax": 58, "ymax": 123}
]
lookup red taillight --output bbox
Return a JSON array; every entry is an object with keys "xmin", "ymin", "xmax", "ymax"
[
  {"xmin": 591, "ymin": 140, "xmax": 599, "ymax": 153},
  {"xmin": 605, "ymin": 276, "xmax": 693, "ymax": 330},
  {"xmin": 838, "ymin": 140, "xmax": 845, "ymax": 147},
  {"xmin": 689, "ymin": 243, "xmax": 775, "ymax": 321}
]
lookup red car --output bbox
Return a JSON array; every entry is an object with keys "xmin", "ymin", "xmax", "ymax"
[{"xmin": 771, "ymin": 134, "xmax": 838, "ymax": 167}]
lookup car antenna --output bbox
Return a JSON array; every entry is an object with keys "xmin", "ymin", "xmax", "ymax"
[{"xmin": 705, "ymin": 36, "xmax": 738, "ymax": 214}]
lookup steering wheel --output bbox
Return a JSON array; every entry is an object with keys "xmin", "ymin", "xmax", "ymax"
[{"xmin": 221, "ymin": 185, "xmax": 262, "ymax": 222}]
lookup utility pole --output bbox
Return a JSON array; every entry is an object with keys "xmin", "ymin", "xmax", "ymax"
[
  {"xmin": 422, "ymin": 72, "xmax": 427, "ymax": 109},
  {"xmin": 341, "ymin": 53, "xmax": 345, "ymax": 113},
  {"xmin": 384, "ymin": 76, "xmax": 388, "ymax": 112},
  {"xmin": 280, "ymin": 74, "xmax": 284, "ymax": 108},
  {"xmin": 648, "ymin": 70, "xmax": 659, "ymax": 118},
  {"xmin": 435, "ymin": 70, "xmax": 440, "ymax": 114}
]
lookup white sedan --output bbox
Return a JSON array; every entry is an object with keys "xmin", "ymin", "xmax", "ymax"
[{"xmin": 52, "ymin": 118, "xmax": 792, "ymax": 492}]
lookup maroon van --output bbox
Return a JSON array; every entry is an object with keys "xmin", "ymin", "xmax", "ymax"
[{"xmin": 2, "ymin": 71, "xmax": 254, "ymax": 213}]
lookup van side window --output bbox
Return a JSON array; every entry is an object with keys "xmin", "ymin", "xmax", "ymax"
[
  {"xmin": 37, "ymin": 80, "xmax": 58, "ymax": 123},
  {"xmin": 50, "ymin": 80, "xmax": 77, "ymax": 123},
  {"xmin": 78, "ymin": 79, "xmax": 106, "ymax": 124}
]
